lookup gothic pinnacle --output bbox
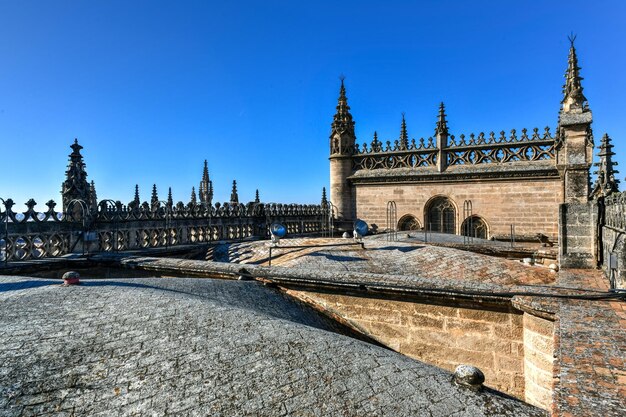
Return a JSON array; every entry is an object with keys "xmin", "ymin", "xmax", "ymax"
[
  {"xmin": 133, "ymin": 184, "xmax": 140, "ymax": 206},
  {"xmin": 151, "ymin": 184, "xmax": 159, "ymax": 209},
  {"xmin": 436, "ymin": 102, "xmax": 449, "ymax": 136},
  {"xmin": 331, "ymin": 77, "xmax": 355, "ymax": 137},
  {"xmin": 190, "ymin": 186, "xmax": 197, "ymax": 205},
  {"xmin": 592, "ymin": 133, "xmax": 620, "ymax": 197},
  {"xmin": 399, "ymin": 113, "xmax": 409, "ymax": 150},
  {"xmin": 561, "ymin": 35, "xmax": 588, "ymax": 112},
  {"xmin": 167, "ymin": 187, "xmax": 173, "ymax": 207},
  {"xmin": 321, "ymin": 187, "xmax": 328, "ymax": 207},
  {"xmin": 230, "ymin": 180, "xmax": 239, "ymax": 204},
  {"xmin": 255, "ymin": 189, "xmax": 260, "ymax": 204}
]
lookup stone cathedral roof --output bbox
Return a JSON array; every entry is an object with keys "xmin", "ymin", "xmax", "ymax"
[{"xmin": 0, "ymin": 276, "xmax": 545, "ymax": 417}]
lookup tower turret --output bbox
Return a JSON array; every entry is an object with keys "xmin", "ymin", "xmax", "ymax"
[
  {"xmin": 556, "ymin": 36, "xmax": 594, "ymax": 203},
  {"xmin": 329, "ymin": 78, "xmax": 357, "ymax": 222}
]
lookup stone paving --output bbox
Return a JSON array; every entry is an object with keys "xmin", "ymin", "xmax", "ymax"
[
  {"xmin": 211, "ymin": 238, "xmax": 556, "ymax": 286},
  {"xmin": 0, "ymin": 276, "xmax": 546, "ymax": 417}
]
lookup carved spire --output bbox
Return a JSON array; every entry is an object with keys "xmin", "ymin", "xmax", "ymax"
[
  {"xmin": 435, "ymin": 102, "xmax": 449, "ymax": 136},
  {"xmin": 151, "ymin": 184, "xmax": 159, "ymax": 209},
  {"xmin": 592, "ymin": 134, "xmax": 620, "ymax": 198},
  {"xmin": 199, "ymin": 160, "xmax": 211, "ymax": 205},
  {"xmin": 167, "ymin": 187, "xmax": 173, "ymax": 207},
  {"xmin": 371, "ymin": 131, "xmax": 381, "ymax": 152},
  {"xmin": 62, "ymin": 138, "xmax": 91, "ymax": 213},
  {"xmin": 190, "ymin": 186, "xmax": 197, "ymax": 206},
  {"xmin": 230, "ymin": 180, "xmax": 239, "ymax": 204},
  {"xmin": 89, "ymin": 181, "xmax": 98, "ymax": 212},
  {"xmin": 254, "ymin": 189, "xmax": 260, "ymax": 204},
  {"xmin": 133, "ymin": 185, "xmax": 140, "ymax": 207},
  {"xmin": 330, "ymin": 77, "xmax": 356, "ymax": 139},
  {"xmin": 561, "ymin": 35, "xmax": 588, "ymax": 113},
  {"xmin": 399, "ymin": 113, "xmax": 409, "ymax": 150},
  {"xmin": 321, "ymin": 187, "xmax": 328, "ymax": 208}
]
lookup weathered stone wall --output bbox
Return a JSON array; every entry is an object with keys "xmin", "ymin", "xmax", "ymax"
[
  {"xmin": 522, "ymin": 314, "xmax": 556, "ymax": 410},
  {"xmin": 558, "ymin": 201, "xmax": 598, "ymax": 268},
  {"xmin": 353, "ymin": 178, "xmax": 563, "ymax": 241},
  {"xmin": 286, "ymin": 291, "xmax": 526, "ymax": 399},
  {"xmin": 286, "ymin": 290, "xmax": 557, "ymax": 410}
]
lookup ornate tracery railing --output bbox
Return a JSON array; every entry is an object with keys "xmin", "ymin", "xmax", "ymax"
[
  {"xmin": 352, "ymin": 127, "xmax": 555, "ymax": 171},
  {"xmin": 0, "ymin": 198, "xmax": 330, "ymax": 262}
]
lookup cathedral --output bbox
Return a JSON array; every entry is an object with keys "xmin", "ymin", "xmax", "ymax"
[{"xmin": 328, "ymin": 39, "xmax": 618, "ymax": 244}]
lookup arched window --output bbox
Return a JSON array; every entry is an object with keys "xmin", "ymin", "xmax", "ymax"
[
  {"xmin": 397, "ymin": 215, "xmax": 422, "ymax": 231},
  {"xmin": 425, "ymin": 197, "xmax": 456, "ymax": 234},
  {"xmin": 461, "ymin": 216, "xmax": 488, "ymax": 239}
]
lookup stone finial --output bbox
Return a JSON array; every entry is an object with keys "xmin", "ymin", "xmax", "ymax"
[
  {"xmin": 133, "ymin": 184, "xmax": 140, "ymax": 207},
  {"xmin": 254, "ymin": 189, "xmax": 260, "ymax": 204},
  {"xmin": 453, "ymin": 365, "xmax": 485, "ymax": 390},
  {"xmin": 190, "ymin": 186, "xmax": 197, "ymax": 206},
  {"xmin": 330, "ymin": 77, "xmax": 355, "ymax": 138},
  {"xmin": 561, "ymin": 35, "xmax": 588, "ymax": 113},
  {"xmin": 230, "ymin": 180, "xmax": 239, "ymax": 205},
  {"xmin": 435, "ymin": 102, "xmax": 449, "ymax": 136},
  {"xmin": 199, "ymin": 160, "xmax": 211, "ymax": 205},
  {"xmin": 89, "ymin": 181, "xmax": 98, "ymax": 211},
  {"xmin": 61, "ymin": 138, "xmax": 91, "ymax": 214},
  {"xmin": 592, "ymin": 133, "xmax": 620, "ymax": 198},
  {"xmin": 399, "ymin": 113, "xmax": 409, "ymax": 150},
  {"xmin": 150, "ymin": 184, "xmax": 159, "ymax": 209},
  {"xmin": 167, "ymin": 187, "xmax": 173, "ymax": 207},
  {"xmin": 371, "ymin": 131, "xmax": 382, "ymax": 152},
  {"xmin": 321, "ymin": 187, "xmax": 328, "ymax": 208}
]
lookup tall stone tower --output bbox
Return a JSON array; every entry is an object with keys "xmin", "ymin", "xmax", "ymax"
[
  {"xmin": 61, "ymin": 139, "xmax": 94, "ymax": 217},
  {"xmin": 556, "ymin": 37, "xmax": 594, "ymax": 203},
  {"xmin": 329, "ymin": 78, "xmax": 356, "ymax": 222}
]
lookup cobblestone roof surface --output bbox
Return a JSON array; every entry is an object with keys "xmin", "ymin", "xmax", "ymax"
[
  {"xmin": 213, "ymin": 238, "xmax": 556, "ymax": 286},
  {"xmin": 0, "ymin": 276, "xmax": 546, "ymax": 417},
  {"xmin": 550, "ymin": 270, "xmax": 626, "ymax": 417}
]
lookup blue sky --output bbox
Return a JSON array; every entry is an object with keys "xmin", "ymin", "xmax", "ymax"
[{"xmin": 1, "ymin": 1, "xmax": 625, "ymax": 208}]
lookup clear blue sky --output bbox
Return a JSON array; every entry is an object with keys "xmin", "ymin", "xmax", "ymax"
[{"xmin": 1, "ymin": 1, "xmax": 625, "ymax": 208}]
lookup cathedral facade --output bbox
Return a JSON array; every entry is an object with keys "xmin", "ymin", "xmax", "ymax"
[{"xmin": 328, "ymin": 40, "xmax": 615, "ymax": 243}]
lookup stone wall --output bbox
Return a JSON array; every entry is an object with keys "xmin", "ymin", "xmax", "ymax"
[
  {"xmin": 285, "ymin": 290, "xmax": 556, "ymax": 410},
  {"xmin": 286, "ymin": 291, "xmax": 526, "ymax": 398},
  {"xmin": 354, "ymin": 178, "xmax": 563, "ymax": 241},
  {"xmin": 558, "ymin": 201, "xmax": 598, "ymax": 268},
  {"xmin": 523, "ymin": 314, "xmax": 556, "ymax": 409}
]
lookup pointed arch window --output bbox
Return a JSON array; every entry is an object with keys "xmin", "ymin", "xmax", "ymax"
[{"xmin": 426, "ymin": 197, "xmax": 456, "ymax": 234}]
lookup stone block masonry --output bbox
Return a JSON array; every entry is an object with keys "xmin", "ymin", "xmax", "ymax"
[
  {"xmin": 355, "ymin": 178, "xmax": 563, "ymax": 241},
  {"xmin": 285, "ymin": 290, "xmax": 555, "ymax": 408},
  {"xmin": 558, "ymin": 201, "xmax": 598, "ymax": 268}
]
